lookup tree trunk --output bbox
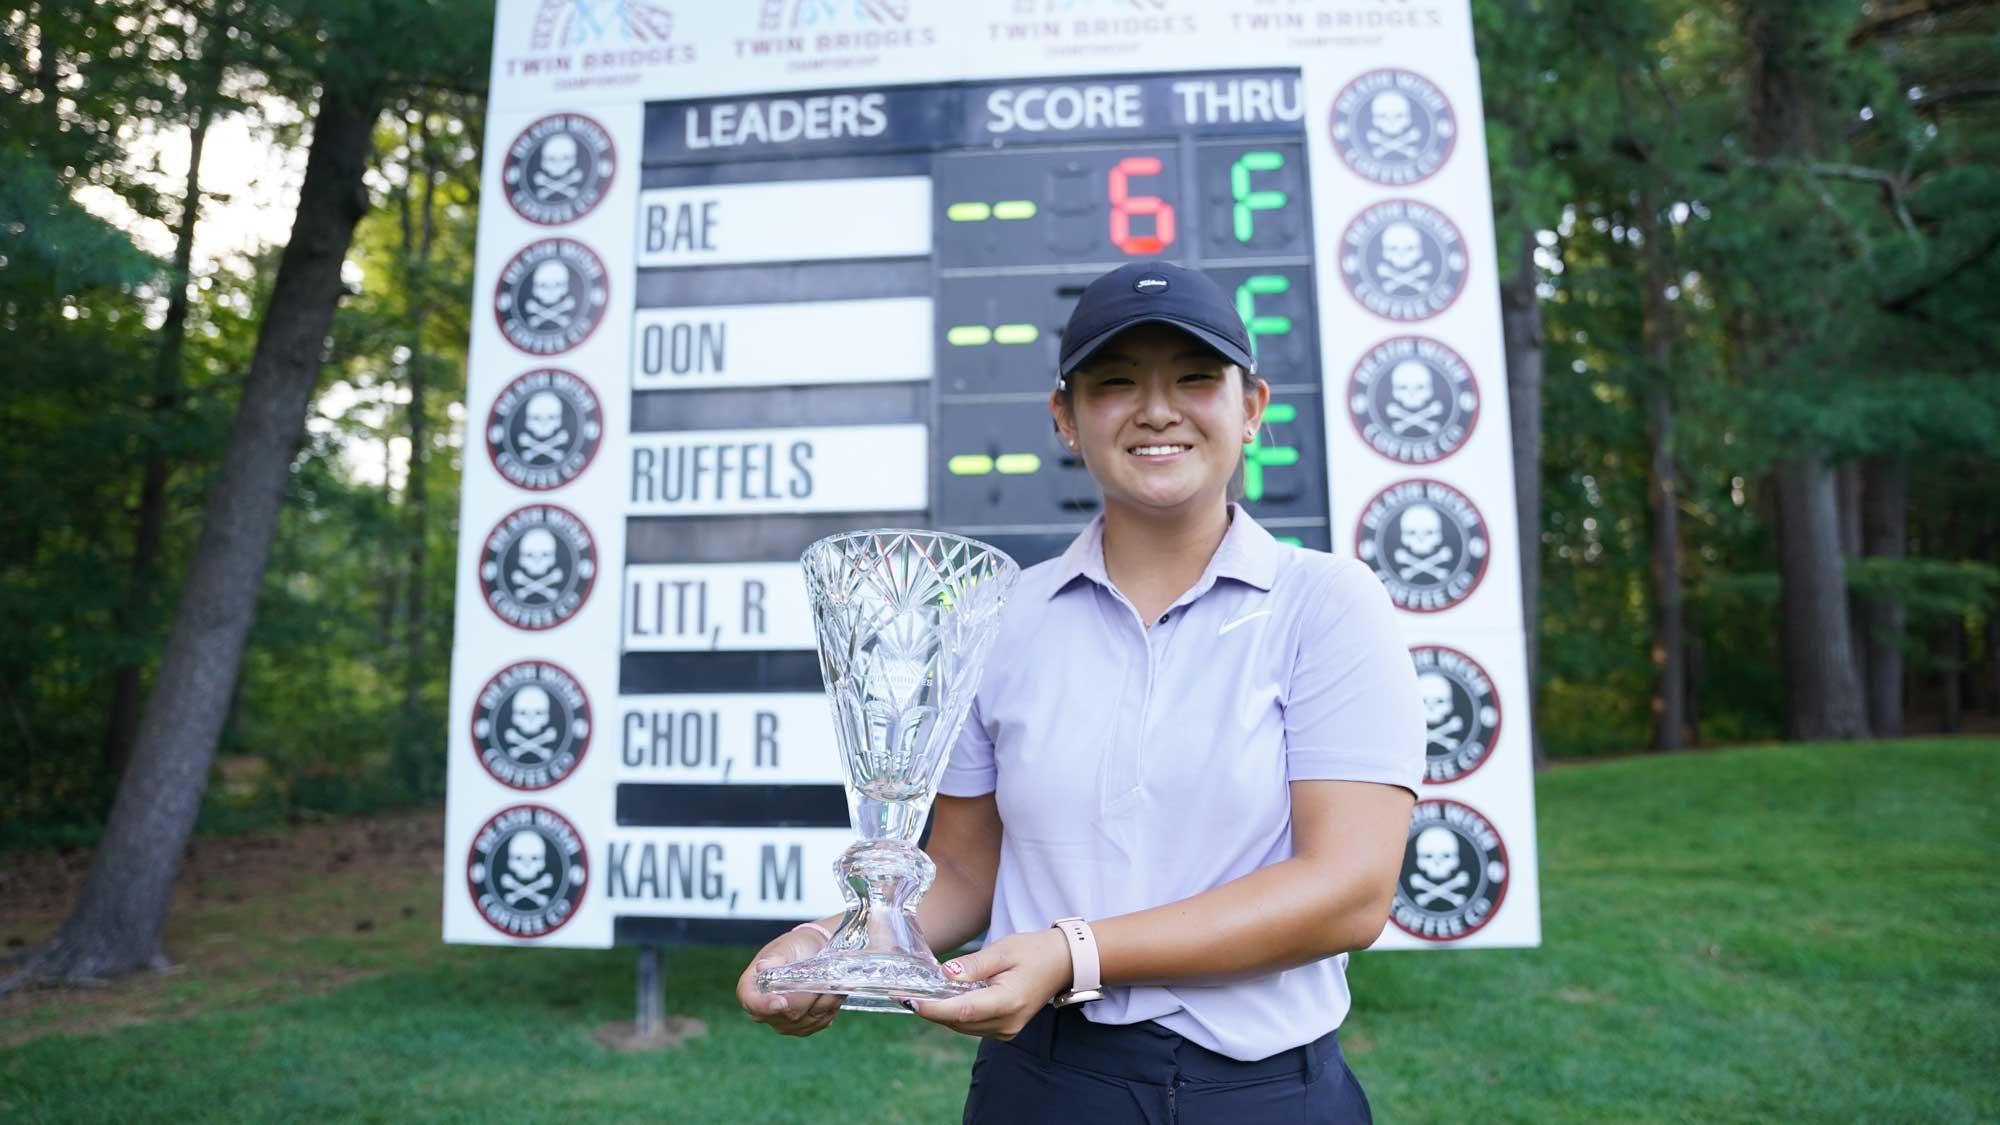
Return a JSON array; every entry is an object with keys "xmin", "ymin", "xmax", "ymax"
[
  {"xmin": 1836, "ymin": 461, "xmax": 1867, "ymax": 704},
  {"xmin": 1859, "ymin": 456, "xmax": 1907, "ymax": 737},
  {"xmin": 399, "ymin": 105, "xmax": 441, "ymax": 788},
  {"xmin": 1746, "ymin": 1, "xmax": 1869, "ymax": 744},
  {"xmin": 1636, "ymin": 192, "xmax": 1685, "ymax": 751},
  {"xmin": 1499, "ymin": 231, "xmax": 1545, "ymax": 770},
  {"xmin": 4, "ymin": 79, "xmax": 380, "ymax": 989},
  {"xmin": 1773, "ymin": 457, "xmax": 1871, "ymax": 741},
  {"xmin": 1939, "ymin": 620, "xmax": 1964, "ymax": 734},
  {"xmin": 1685, "ymin": 625, "xmax": 1704, "ymax": 747},
  {"xmin": 105, "ymin": 32, "xmax": 224, "ymax": 779}
]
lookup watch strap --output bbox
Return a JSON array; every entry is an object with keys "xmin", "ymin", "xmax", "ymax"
[{"xmin": 1050, "ymin": 916, "xmax": 1100, "ymax": 1002}]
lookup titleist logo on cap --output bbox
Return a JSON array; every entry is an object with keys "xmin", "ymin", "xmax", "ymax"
[{"xmin": 1134, "ymin": 275, "xmax": 1169, "ymax": 293}]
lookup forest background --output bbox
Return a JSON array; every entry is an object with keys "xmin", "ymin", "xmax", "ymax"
[{"xmin": 3, "ymin": 0, "xmax": 1997, "ymax": 857}]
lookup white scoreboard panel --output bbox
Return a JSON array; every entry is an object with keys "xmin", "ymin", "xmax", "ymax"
[{"xmin": 445, "ymin": 0, "xmax": 1541, "ymax": 955}]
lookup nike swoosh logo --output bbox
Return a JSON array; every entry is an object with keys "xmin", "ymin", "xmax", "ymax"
[{"xmin": 1217, "ymin": 610, "xmax": 1272, "ymax": 636}]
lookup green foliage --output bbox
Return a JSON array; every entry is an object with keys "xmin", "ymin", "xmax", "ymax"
[{"xmin": 0, "ymin": 2, "xmax": 485, "ymax": 840}]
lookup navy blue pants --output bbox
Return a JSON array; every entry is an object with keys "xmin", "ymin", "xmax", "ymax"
[{"xmin": 961, "ymin": 1005, "xmax": 1374, "ymax": 1124}]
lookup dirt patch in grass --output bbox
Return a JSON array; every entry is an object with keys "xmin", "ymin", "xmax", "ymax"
[{"xmin": 0, "ymin": 808, "xmax": 451, "ymax": 1048}]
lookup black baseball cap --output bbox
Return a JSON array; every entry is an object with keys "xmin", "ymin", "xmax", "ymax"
[{"xmin": 1058, "ymin": 261, "xmax": 1256, "ymax": 380}]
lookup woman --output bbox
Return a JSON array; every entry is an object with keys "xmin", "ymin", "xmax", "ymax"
[{"xmin": 736, "ymin": 261, "xmax": 1423, "ymax": 1123}]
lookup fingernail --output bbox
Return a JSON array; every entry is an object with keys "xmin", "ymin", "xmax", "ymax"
[
  {"xmin": 771, "ymin": 997, "xmax": 789, "ymax": 1012},
  {"xmin": 898, "ymin": 998, "xmax": 917, "ymax": 1012},
  {"xmin": 756, "ymin": 958, "xmax": 778, "ymax": 968},
  {"xmin": 943, "ymin": 960, "xmax": 964, "ymax": 976}
]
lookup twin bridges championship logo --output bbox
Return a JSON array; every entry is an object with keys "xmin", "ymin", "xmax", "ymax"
[
  {"xmin": 478, "ymin": 504, "xmax": 598, "ymax": 630},
  {"xmin": 502, "ymin": 114, "xmax": 615, "ymax": 226},
  {"xmin": 1330, "ymin": 69, "xmax": 1456, "ymax": 186},
  {"xmin": 486, "ymin": 368, "xmax": 603, "ymax": 491},
  {"xmin": 471, "ymin": 661, "xmax": 592, "ymax": 790},
  {"xmin": 507, "ymin": 1, "xmax": 696, "ymax": 78},
  {"xmin": 1354, "ymin": 479, "xmax": 1489, "ymax": 612},
  {"xmin": 467, "ymin": 805, "xmax": 588, "ymax": 937},
  {"xmin": 1391, "ymin": 798, "xmax": 1509, "ymax": 941},
  {"xmin": 1411, "ymin": 645, "xmax": 1500, "ymax": 784},
  {"xmin": 1347, "ymin": 336, "xmax": 1479, "ymax": 465}
]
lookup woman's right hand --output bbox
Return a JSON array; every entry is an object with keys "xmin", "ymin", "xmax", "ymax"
[{"xmin": 736, "ymin": 926, "xmax": 845, "ymax": 1037}]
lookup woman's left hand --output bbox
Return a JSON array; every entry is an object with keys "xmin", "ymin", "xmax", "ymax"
[{"xmin": 904, "ymin": 928, "xmax": 1072, "ymax": 1039}]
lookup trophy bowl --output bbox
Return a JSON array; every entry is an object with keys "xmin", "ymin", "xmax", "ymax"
[{"xmin": 756, "ymin": 529, "xmax": 1019, "ymax": 1013}]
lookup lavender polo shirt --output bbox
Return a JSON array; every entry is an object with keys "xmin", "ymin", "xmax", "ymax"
[{"xmin": 939, "ymin": 504, "xmax": 1424, "ymax": 1062}]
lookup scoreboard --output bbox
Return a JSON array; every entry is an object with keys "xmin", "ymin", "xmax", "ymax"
[
  {"xmin": 447, "ymin": 1, "xmax": 1542, "ymax": 956},
  {"xmin": 634, "ymin": 71, "xmax": 1330, "ymax": 570}
]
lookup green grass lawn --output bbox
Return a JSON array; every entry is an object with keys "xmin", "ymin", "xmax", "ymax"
[{"xmin": 2, "ymin": 738, "xmax": 1995, "ymax": 1123}]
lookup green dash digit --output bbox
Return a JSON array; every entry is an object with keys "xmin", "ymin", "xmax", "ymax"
[
  {"xmin": 1233, "ymin": 275, "xmax": 1292, "ymax": 363},
  {"xmin": 1230, "ymin": 152, "xmax": 1287, "ymax": 243},
  {"xmin": 1241, "ymin": 428, "xmax": 1301, "ymax": 504}
]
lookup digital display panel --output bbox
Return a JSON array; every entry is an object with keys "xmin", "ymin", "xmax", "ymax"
[{"xmin": 632, "ymin": 69, "xmax": 1329, "ymax": 575}]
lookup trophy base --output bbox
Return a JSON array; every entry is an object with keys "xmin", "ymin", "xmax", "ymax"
[{"xmin": 757, "ymin": 950, "xmax": 984, "ymax": 1014}]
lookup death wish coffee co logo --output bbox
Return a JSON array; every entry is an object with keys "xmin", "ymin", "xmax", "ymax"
[
  {"xmin": 1347, "ymin": 336, "xmax": 1479, "ymax": 465},
  {"xmin": 1410, "ymin": 645, "xmax": 1501, "ymax": 783},
  {"xmin": 1339, "ymin": 199, "xmax": 1468, "ymax": 321},
  {"xmin": 502, "ymin": 114, "xmax": 615, "ymax": 226},
  {"xmin": 1354, "ymin": 479, "xmax": 1489, "ymax": 612},
  {"xmin": 1330, "ymin": 69, "xmax": 1456, "ymax": 185},
  {"xmin": 493, "ymin": 239, "xmax": 609, "ymax": 356},
  {"xmin": 1390, "ymin": 798, "xmax": 1508, "ymax": 941},
  {"xmin": 478, "ymin": 504, "xmax": 598, "ymax": 630},
  {"xmin": 485, "ymin": 368, "xmax": 603, "ymax": 491},
  {"xmin": 502, "ymin": 1, "xmax": 695, "ymax": 84},
  {"xmin": 471, "ymin": 661, "xmax": 592, "ymax": 791},
  {"xmin": 466, "ymin": 805, "xmax": 588, "ymax": 937}
]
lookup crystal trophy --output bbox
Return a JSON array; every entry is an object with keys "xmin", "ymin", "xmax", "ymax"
[{"xmin": 756, "ymin": 529, "xmax": 1019, "ymax": 1012}]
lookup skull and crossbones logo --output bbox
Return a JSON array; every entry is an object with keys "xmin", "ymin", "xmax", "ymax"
[
  {"xmin": 1335, "ymin": 70, "xmax": 1458, "ymax": 186},
  {"xmin": 1411, "ymin": 646, "xmax": 1501, "ymax": 783},
  {"xmin": 467, "ymin": 805, "xmax": 587, "ymax": 936},
  {"xmin": 1385, "ymin": 361, "xmax": 1443, "ymax": 435},
  {"xmin": 524, "ymin": 261, "xmax": 576, "ymax": 331},
  {"xmin": 1409, "ymin": 826, "xmax": 1469, "ymax": 907},
  {"xmin": 1377, "ymin": 222, "xmax": 1434, "ymax": 294},
  {"xmin": 1420, "ymin": 672, "xmax": 1464, "ymax": 749},
  {"xmin": 511, "ymin": 528, "xmax": 564, "ymax": 602},
  {"xmin": 504, "ymin": 686, "xmax": 558, "ymax": 762},
  {"xmin": 495, "ymin": 240, "xmax": 607, "ymax": 355},
  {"xmin": 500, "ymin": 831, "xmax": 555, "ymax": 908},
  {"xmin": 1394, "ymin": 504, "xmax": 1454, "ymax": 583},
  {"xmin": 533, "ymin": 134, "xmax": 583, "ymax": 201},
  {"xmin": 1367, "ymin": 91, "xmax": 1421, "ymax": 159},
  {"xmin": 517, "ymin": 391, "xmax": 570, "ymax": 462},
  {"xmin": 478, "ymin": 505, "xmax": 597, "ymax": 629},
  {"xmin": 471, "ymin": 661, "xmax": 592, "ymax": 789},
  {"xmin": 1356, "ymin": 481, "xmax": 1489, "ymax": 611}
]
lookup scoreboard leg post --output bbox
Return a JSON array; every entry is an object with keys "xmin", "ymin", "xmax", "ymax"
[{"xmin": 636, "ymin": 944, "xmax": 663, "ymax": 1039}]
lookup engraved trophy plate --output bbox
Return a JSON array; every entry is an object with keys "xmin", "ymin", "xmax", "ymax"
[{"xmin": 757, "ymin": 529, "xmax": 1019, "ymax": 1012}]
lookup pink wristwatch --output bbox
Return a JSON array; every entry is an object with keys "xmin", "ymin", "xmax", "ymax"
[{"xmin": 1049, "ymin": 916, "xmax": 1104, "ymax": 1007}]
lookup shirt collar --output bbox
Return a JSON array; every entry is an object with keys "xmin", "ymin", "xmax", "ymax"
[{"xmin": 1045, "ymin": 503, "xmax": 1281, "ymax": 600}]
